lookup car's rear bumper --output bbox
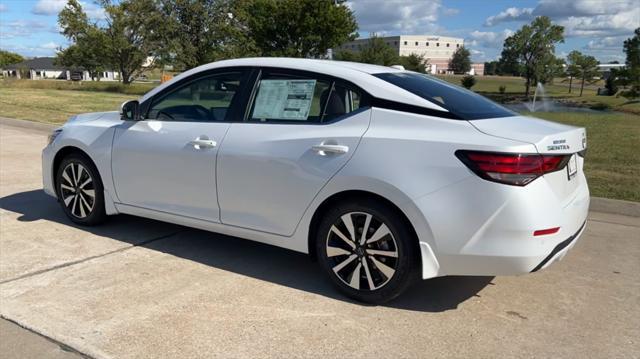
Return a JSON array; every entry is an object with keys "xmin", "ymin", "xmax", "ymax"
[
  {"xmin": 413, "ymin": 171, "xmax": 590, "ymax": 278},
  {"xmin": 531, "ymin": 220, "xmax": 586, "ymax": 272}
]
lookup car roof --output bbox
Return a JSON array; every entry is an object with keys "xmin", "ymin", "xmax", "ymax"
[{"xmin": 140, "ymin": 57, "xmax": 447, "ymax": 112}]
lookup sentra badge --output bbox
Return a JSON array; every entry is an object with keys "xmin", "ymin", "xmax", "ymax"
[{"xmin": 547, "ymin": 139, "xmax": 570, "ymax": 151}]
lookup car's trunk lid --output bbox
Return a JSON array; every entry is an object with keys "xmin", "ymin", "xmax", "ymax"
[{"xmin": 469, "ymin": 115, "xmax": 586, "ymax": 155}]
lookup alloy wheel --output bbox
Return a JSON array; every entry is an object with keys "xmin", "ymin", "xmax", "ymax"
[
  {"xmin": 325, "ymin": 211, "xmax": 399, "ymax": 291},
  {"xmin": 59, "ymin": 162, "xmax": 95, "ymax": 219}
]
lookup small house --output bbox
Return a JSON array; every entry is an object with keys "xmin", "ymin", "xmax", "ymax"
[{"xmin": 2, "ymin": 57, "xmax": 120, "ymax": 81}]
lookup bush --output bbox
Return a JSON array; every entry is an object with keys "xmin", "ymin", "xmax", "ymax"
[
  {"xmin": 589, "ymin": 103, "xmax": 611, "ymax": 111},
  {"xmin": 604, "ymin": 75, "xmax": 618, "ymax": 96},
  {"xmin": 498, "ymin": 85, "xmax": 506, "ymax": 94},
  {"xmin": 620, "ymin": 88, "xmax": 640, "ymax": 100},
  {"xmin": 461, "ymin": 75, "xmax": 476, "ymax": 89}
]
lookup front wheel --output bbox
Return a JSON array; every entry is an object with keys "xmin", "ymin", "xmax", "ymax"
[
  {"xmin": 55, "ymin": 153, "xmax": 107, "ymax": 225},
  {"xmin": 316, "ymin": 199, "xmax": 419, "ymax": 304}
]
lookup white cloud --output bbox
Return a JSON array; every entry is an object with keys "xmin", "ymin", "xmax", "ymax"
[
  {"xmin": 41, "ymin": 41, "xmax": 59, "ymax": 50},
  {"xmin": 0, "ymin": 20, "xmax": 49, "ymax": 39},
  {"xmin": 442, "ymin": 8, "xmax": 459, "ymax": 16},
  {"xmin": 1, "ymin": 43, "xmax": 66, "ymax": 57},
  {"xmin": 532, "ymin": 0, "xmax": 635, "ymax": 18},
  {"xmin": 347, "ymin": 0, "xmax": 444, "ymax": 36},
  {"xmin": 32, "ymin": 0, "xmax": 104, "ymax": 20},
  {"xmin": 484, "ymin": 7, "xmax": 533, "ymax": 26},
  {"xmin": 469, "ymin": 48, "xmax": 485, "ymax": 59},
  {"xmin": 32, "ymin": 0, "xmax": 66, "ymax": 16},
  {"xmin": 468, "ymin": 29, "xmax": 514, "ymax": 48},
  {"xmin": 484, "ymin": 0, "xmax": 639, "ymax": 38},
  {"xmin": 559, "ymin": 11, "xmax": 640, "ymax": 37},
  {"xmin": 584, "ymin": 36, "xmax": 628, "ymax": 51},
  {"xmin": 0, "ymin": 4, "xmax": 7, "ymax": 12}
]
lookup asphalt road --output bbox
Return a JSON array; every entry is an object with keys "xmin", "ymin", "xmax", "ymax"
[{"xmin": 1, "ymin": 123, "xmax": 639, "ymax": 359}]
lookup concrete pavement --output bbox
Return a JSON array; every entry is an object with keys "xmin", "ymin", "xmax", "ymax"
[{"xmin": 1, "ymin": 123, "xmax": 639, "ymax": 358}]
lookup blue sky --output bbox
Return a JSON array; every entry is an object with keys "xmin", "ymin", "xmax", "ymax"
[{"xmin": 1, "ymin": 0, "xmax": 638, "ymax": 63}]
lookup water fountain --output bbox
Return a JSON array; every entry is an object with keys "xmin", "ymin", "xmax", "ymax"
[{"xmin": 525, "ymin": 82, "xmax": 551, "ymax": 112}]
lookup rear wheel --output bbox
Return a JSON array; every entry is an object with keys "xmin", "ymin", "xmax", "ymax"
[
  {"xmin": 55, "ymin": 153, "xmax": 107, "ymax": 225},
  {"xmin": 316, "ymin": 199, "xmax": 418, "ymax": 304}
]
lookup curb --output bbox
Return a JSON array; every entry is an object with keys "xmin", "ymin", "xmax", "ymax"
[
  {"xmin": 1, "ymin": 117, "xmax": 639, "ymax": 217},
  {"xmin": 589, "ymin": 197, "xmax": 640, "ymax": 218},
  {"xmin": 0, "ymin": 117, "xmax": 57, "ymax": 133}
]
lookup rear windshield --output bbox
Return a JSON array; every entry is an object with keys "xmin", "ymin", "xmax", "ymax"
[{"xmin": 374, "ymin": 72, "xmax": 516, "ymax": 120}]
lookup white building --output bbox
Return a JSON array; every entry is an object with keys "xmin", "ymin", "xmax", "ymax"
[
  {"xmin": 2, "ymin": 57, "xmax": 119, "ymax": 81},
  {"xmin": 336, "ymin": 35, "xmax": 483, "ymax": 75}
]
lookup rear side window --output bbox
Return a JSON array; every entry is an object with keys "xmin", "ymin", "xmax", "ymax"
[
  {"xmin": 248, "ymin": 71, "xmax": 366, "ymax": 123},
  {"xmin": 374, "ymin": 72, "xmax": 516, "ymax": 120}
]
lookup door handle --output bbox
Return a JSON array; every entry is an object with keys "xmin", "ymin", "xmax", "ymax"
[
  {"xmin": 312, "ymin": 144, "xmax": 349, "ymax": 155},
  {"xmin": 188, "ymin": 139, "xmax": 217, "ymax": 149}
]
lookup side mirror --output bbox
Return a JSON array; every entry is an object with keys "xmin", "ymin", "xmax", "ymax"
[{"xmin": 120, "ymin": 100, "xmax": 140, "ymax": 121}]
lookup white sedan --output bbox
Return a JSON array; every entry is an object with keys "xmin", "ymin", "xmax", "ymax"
[{"xmin": 42, "ymin": 58, "xmax": 589, "ymax": 303}]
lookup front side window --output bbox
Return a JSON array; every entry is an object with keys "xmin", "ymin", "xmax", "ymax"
[
  {"xmin": 248, "ymin": 72, "xmax": 366, "ymax": 123},
  {"xmin": 374, "ymin": 72, "xmax": 516, "ymax": 120},
  {"xmin": 148, "ymin": 72, "xmax": 245, "ymax": 122}
]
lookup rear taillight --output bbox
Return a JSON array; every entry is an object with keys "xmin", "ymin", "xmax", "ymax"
[{"xmin": 456, "ymin": 150, "xmax": 570, "ymax": 186}]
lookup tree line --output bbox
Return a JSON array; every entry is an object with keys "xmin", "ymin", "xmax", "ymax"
[
  {"xmin": 55, "ymin": 0, "xmax": 475, "ymax": 81},
  {"xmin": 55, "ymin": 0, "xmax": 358, "ymax": 84}
]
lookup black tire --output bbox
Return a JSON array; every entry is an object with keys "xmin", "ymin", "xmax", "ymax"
[
  {"xmin": 55, "ymin": 153, "xmax": 107, "ymax": 225},
  {"xmin": 316, "ymin": 198, "xmax": 419, "ymax": 304}
]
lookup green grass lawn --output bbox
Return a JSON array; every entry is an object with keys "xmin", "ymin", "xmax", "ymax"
[
  {"xmin": 0, "ymin": 80, "xmax": 638, "ymax": 201},
  {"xmin": 525, "ymin": 112, "xmax": 640, "ymax": 202},
  {"xmin": 0, "ymin": 87, "xmax": 137, "ymax": 124}
]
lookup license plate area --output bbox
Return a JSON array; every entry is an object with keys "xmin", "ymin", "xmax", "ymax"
[{"xmin": 567, "ymin": 154, "xmax": 578, "ymax": 180}]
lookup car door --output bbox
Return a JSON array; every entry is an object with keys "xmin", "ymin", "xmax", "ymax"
[
  {"xmin": 217, "ymin": 68, "xmax": 371, "ymax": 235},
  {"xmin": 111, "ymin": 69, "xmax": 250, "ymax": 222}
]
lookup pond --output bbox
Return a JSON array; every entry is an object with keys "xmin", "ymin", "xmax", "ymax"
[{"xmin": 503, "ymin": 100, "xmax": 609, "ymax": 114}]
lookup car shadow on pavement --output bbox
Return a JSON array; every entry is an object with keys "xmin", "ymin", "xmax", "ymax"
[{"xmin": 1, "ymin": 189, "xmax": 494, "ymax": 312}]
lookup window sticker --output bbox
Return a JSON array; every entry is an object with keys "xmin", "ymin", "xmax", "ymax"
[{"xmin": 252, "ymin": 79, "xmax": 317, "ymax": 121}]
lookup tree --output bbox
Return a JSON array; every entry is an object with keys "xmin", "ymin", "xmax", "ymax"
[
  {"xmin": 57, "ymin": 1, "xmax": 109, "ymax": 80},
  {"xmin": 605, "ymin": 68, "xmax": 619, "ymax": 95},
  {"xmin": 567, "ymin": 51, "xmax": 599, "ymax": 96},
  {"xmin": 333, "ymin": 49, "xmax": 360, "ymax": 62},
  {"xmin": 398, "ymin": 53, "xmax": 428, "ymax": 73},
  {"xmin": 461, "ymin": 75, "xmax": 476, "ymax": 89},
  {"xmin": 0, "ymin": 50, "xmax": 24, "ymax": 68},
  {"xmin": 449, "ymin": 46, "xmax": 471, "ymax": 74},
  {"xmin": 566, "ymin": 51, "xmax": 582, "ymax": 93},
  {"xmin": 241, "ymin": 0, "xmax": 357, "ymax": 58},
  {"xmin": 621, "ymin": 28, "xmax": 640, "ymax": 98},
  {"xmin": 58, "ymin": 0, "xmax": 164, "ymax": 84},
  {"xmin": 100, "ymin": 0, "xmax": 165, "ymax": 84},
  {"xmin": 484, "ymin": 61, "xmax": 498, "ymax": 75},
  {"xmin": 499, "ymin": 16, "xmax": 564, "ymax": 97},
  {"xmin": 497, "ymin": 45, "xmax": 523, "ymax": 76},
  {"xmin": 357, "ymin": 35, "xmax": 398, "ymax": 66},
  {"xmin": 56, "ymin": 31, "xmax": 109, "ymax": 81},
  {"xmin": 537, "ymin": 56, "xmax": 565, "ymax": 84},
  {"xmin": 159, "ymin": 0, "xmax": 256, "ymax": 71}
]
